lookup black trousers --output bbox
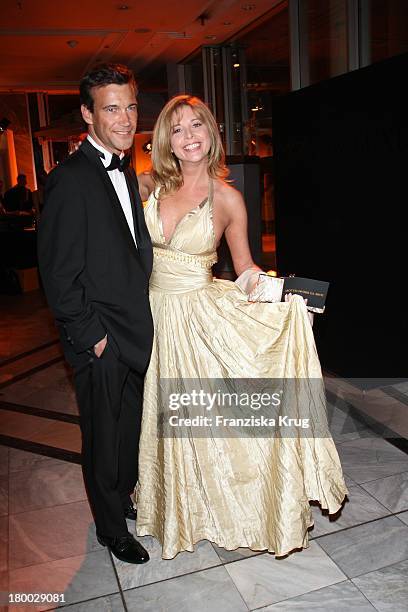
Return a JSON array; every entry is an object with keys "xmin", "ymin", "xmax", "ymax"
[{"xmin": 73, "ymin": 343, "xmax": 144, "ymax": 538}]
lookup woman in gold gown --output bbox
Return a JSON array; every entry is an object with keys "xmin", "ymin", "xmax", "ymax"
[{"xmin": 136, "ymin": 95, "xmax": 347, "ymax": 559}]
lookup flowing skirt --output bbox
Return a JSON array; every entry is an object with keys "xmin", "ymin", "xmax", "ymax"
[{"xmin": 135, "ymin": 280, "xmax": 347, "ymax": 559}]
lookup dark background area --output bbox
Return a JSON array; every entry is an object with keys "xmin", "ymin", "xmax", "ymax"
[{"xmin": 272, "ymin": 52, "xmax": 408, "ymax": 378}]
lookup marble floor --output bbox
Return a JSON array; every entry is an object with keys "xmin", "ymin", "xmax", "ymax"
[{"xmin": 0, "ymin": 291, "xmax": 407, "ymax": 611}]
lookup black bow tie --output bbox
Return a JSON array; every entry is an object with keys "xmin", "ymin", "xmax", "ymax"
[{"xmin": 97, "ymin": 150, "xmax": 130, "ymax": 172}]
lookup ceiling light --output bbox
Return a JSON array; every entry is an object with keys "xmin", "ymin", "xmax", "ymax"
[
  {"xmin": 142, "ymin": 140, "xmax": 152, "ymax": 154},
  {"xmin": 233, "ymin": 63, "xmax": 240, "ymax": 68},
  {"xmin": 118, "ymin": 4, "xmax": 130, "ymax": 10},
  {"xmin": 223, "ymin": 21, "xmax": 232, "ymax": 26},
  {"xmin": 205, "ymin": 35, "xmax": 217, "ymax": 40},
  {"xmin": 66, "ymin": 40, "xmax": 78, "ymax": 48},
  {"xmin": 241, "ymin": 3, "xmax": 256, "ymax": 10}
]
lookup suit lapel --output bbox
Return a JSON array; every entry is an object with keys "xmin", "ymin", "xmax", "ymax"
[
  {"xmin": 124, "ymin": 168, "xmax": 153, "ymax": 277},
  {"xmin": 80, "ymin": 139, "xmax": 144, "ymax": 263}
]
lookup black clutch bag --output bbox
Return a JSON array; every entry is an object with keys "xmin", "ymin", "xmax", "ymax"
[{"xmin": 249, "ymin": 274, "xmax": 329, "ymax": 313}]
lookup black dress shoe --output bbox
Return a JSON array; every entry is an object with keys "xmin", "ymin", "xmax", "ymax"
[
  {"xmin": 97, "ymin": 533, "xmax": 149, "ymax": 564},
  {"xmin": 124, "ymin": 504, "xmax": 137, "ymax": 520}
]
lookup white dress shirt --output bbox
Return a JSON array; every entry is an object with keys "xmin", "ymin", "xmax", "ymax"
[{"xmin": 87, "ymin": 135, "xmax": 137, "ymax": 246}]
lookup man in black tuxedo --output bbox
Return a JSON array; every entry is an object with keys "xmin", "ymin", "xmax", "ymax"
[{"xmin": 38, "ymin": 64, "xmax": 153, "ymax": 564}]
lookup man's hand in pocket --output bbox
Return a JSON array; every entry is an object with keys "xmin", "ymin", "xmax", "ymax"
[{"xmin": 94, "ymin": 335, "xmax": 108, "ymax": 358}]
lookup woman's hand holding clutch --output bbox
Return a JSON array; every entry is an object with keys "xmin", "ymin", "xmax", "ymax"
[{"xmin": 234, "ymin": 266, "xmax": 263, "ymax": 295}]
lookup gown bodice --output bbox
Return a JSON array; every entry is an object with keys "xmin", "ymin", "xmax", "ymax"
[{"xmin": 144, "ymin": 182, "xmax": 218, "ymax": 294}]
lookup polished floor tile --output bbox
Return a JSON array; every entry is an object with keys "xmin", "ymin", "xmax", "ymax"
[
  {"xmin": 53, "ymin": 593, "xmax": 124, "ymax": 611},
  {"xmin": 347, "ymin": 394, "xmax": 408, "ymax": 439},
  {"xmin": 317, "ymin": 515, "xmax": 408, "ymax": 578},
  {"xmin": 1, "ymin": 381, "xmax": 46, "ymax": 403},
  {"xmin": 327, "ymin": 405, "xmax": 377, "ymax": 445},
  {"xmin": 343, "ymin": 473, "xmax": 358, "ymax": 487},
  {"xmin": 8, "ymin": 448, "xmax": 65, "ymax": 473},
  {"xmin": 9, "ymin": 461, "xmax": 86, "ymax": 514},
  {"xmin": 392, "ymin": 381, "xmax": 408, "ymax": 393},
  {"xmin": 0, "ymin": 293, "xmax": 407, "ymax": 611},
  {"xmin": 1, "ymin": 361, "xmax": 73, "ymax": 408},
  {"xmin": 10, "ymin": 387, "xmax": 78, "ymax": 416},
  {"xmin": 114, "ymin": 535, "xmax": 221, "ymax": 590},
  {"xmin": 224, "ymin": 541, "xmax": 346, "ymax": 609},
  {"xmin": 0, "ymin": 290, "xmax": 56, "ymax": 362},
  {"xmin": 123, "ymin": 565, "xmax": 248, "ymax": 612},
  {"xmin": 361, "ymin": 472, "xmax": 408, "ymax": 513},
  {"xmin": 338, "ymin": 438, "xmax": 408, "ymax": 483},
  {"xmin": 211, "ymin": 542, "xmax": 262, "ymax": 563},
  {"xmin": 0, "ymin": 344, "xmax": 63, "ymax": 388},
  {"xmin": 259, "ymin": 580, "xmax": 376, "ymax": 610},
  {"xmin": 352, "ymin": 559, "xmax": 408, "ymax": 612},
  {"xmin": 397, "ymin": 511, "xmax": 408, "ymax": 526},
  {"xmin": 9, "ymin": 501, "xmax": 101, "ymax": 570},
  {"xmin": 0, "ymin": 409, "xmax": 81, "ymax": 453},
  {"xmin": 310, "ymin": 482, "xmax": 390, "ymax": 538},
  {"xmin": 8, "ymin": 549, "xmax": 119, "ymax": 612},
  {"xmin": 1, "ymin": 362, "xmax": 78, "ymax": 415},
  {"xmin": 325, "ymin": 379, "xmax": 408, "ymax": 438}
]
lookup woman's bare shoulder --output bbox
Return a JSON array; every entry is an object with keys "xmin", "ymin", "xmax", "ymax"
[
  {"xmin": 137, "ymin": 171, "xmax": 155, "ymax": 201},
  {"xmin": 138, "ymin": 171, "xmax": 154, "ymax": 189},
  {"xmin": 214, "ymin": 179, "xmax": 245, "ymax": 211}
]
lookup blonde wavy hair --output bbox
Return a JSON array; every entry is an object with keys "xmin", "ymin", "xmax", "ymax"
[{"xmin": 151, "ymin": 95, "xmax": 229, "ymax": 195}]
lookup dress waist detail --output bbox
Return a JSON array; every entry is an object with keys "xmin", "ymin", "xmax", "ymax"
[{"xmin": 150, "ymin": 243, "xmax": 217, "ymax": 294}]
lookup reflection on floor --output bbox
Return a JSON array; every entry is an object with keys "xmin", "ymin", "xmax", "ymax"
[
  {"xmin": 0, "ymin": 291, "xmax": 407, "ymax": 611},
  {"xmin": 0, "ymin": 290, "xmax": 57, "ymax": 364}
]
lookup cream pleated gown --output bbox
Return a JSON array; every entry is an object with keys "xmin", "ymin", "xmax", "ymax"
[{"xmin": 135, "ymin": 181, "xmax": 347, "ymax": 559}]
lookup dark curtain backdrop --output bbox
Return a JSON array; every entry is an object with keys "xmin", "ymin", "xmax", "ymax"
[{"xmin": 272, "ymin": 53, "xmax": 408, "ymax": 377}]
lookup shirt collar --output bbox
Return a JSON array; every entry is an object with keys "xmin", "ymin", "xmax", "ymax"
[{"xmin": 87, "ymin": 135, "xmax": 124, "ymax": 168}]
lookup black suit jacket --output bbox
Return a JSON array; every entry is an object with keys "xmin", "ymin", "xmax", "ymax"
[{"xmin": 38, "ymin": 139, "xmax": 153, "ymax": 373}]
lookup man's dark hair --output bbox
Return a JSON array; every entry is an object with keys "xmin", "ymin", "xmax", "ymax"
[{"xmin": 80, "ymin": 63, "xmax": 137, "ymax": 112}]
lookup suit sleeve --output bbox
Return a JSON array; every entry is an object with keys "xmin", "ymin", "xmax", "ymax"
[{"xmin": 38, "ymin": 166, "xmax": 106, "ymax": 353}]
